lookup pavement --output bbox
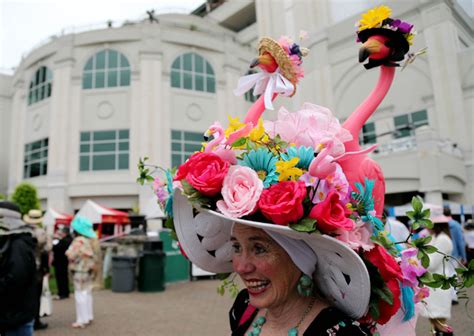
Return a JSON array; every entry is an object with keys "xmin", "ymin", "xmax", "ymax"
[{"xmin": 37, "ymin": 279, "xmax": 474, "ymax": 335}]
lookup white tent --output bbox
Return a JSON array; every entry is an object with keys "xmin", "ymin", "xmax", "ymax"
[
  {"xmin": 43, "ymin": 208, "xmax": 73, "ymax": 236},
  {"xmin": 76, "ymin": 200, "xmax": 130, "ymax": 238},
  {"xmin": 142, "ymin": 197, "xmax": 165, "ymax": 220}
]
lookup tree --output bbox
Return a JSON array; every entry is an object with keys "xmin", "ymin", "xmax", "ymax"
[{"xmin": 11, "ymin": 182, "xmax": 41, "ymax": 215}]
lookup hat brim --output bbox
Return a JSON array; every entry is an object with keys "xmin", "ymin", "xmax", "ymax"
[
  {"xmin": 431, "ymin": 215, "xmax": 451, "ymax": 224},
  {"xmin": 23, "ymin": 215, "xmax": 43, "ymax": 225},
  {"xmin": 258, "ymin": 37, "xmax": 297, "ymax": 86},
  {"xmin": 72, "ymin": 224, "xmax": 97, "ymax": 239},
  {"xmin": 173, "ymin": 190, "xmax": 370, "ymax": 319}
]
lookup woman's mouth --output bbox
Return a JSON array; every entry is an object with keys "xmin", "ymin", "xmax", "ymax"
[{"xmin": 245, "ymin": 280, "xmax": 270, "ymax": 296}]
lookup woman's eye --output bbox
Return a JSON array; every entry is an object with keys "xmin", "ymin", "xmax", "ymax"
[
  {"xmin": 232, "ymin": 244, "xmax": 241, "ymax": 253},
  {"xmin": 254, "ymin": 244, "xmax": 267, "ymax": 255}
]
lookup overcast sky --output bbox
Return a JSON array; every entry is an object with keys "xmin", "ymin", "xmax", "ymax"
[
  {"xmin": 0, "ymin": 0, "xmax": 203, "ymax": 70},
  {"xmin": 1, "ymin": 0, "xmax": 472, "ymax": 71}
]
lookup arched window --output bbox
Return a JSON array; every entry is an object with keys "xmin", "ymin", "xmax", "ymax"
[
  {"xmin": 82, "ymin": 49, "xmax": 130, "ymax": 89},
  {"xmin": 28, "ymin": 66, "xmax": 52, "ymax": 105},
  {"xmin": 171, "ymin": 53, "xmax": 215, "ymax": 93}
]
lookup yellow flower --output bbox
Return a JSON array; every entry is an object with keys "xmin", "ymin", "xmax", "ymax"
[
  {"xmin": 249, "ymin": 118, "xmax": 269, "ymax": 143},
  {"xmin": 406, "ymin": 33, "xmax": 414, "ymax": 45},
  {"xmin": 225, "ymin": 115, "xmax": 246, "ymax": 139},
  {"xmin": 276, "ymin": 158, "xmax": 303, "ymax": 181},
  {"xmin": 358, "ymin": 5, "xmax": 392, "ymax": 31}
]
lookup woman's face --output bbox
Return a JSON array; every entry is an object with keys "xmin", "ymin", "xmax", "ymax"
[{"xmin": 231, "ymin": 224, "xmax": 301, "ymax": 309}]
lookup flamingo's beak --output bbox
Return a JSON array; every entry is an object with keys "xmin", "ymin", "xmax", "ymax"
[
  {"xmin": 204, "ymin": 129, "xmax": 213, "ymax": 141},
  {"xmin": 359, "ymin": 37, "xmax": 387, "ymax": 62},
  {"xmin": 250, "ymin": 53, "xmax": 274, "ymax": 68}
]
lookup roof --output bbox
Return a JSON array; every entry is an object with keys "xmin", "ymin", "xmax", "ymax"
[{"xmin": 76, "ymin": 200, "xmax": 129, "ymax": 223}]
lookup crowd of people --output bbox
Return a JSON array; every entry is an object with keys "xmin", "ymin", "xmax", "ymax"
[{"xmin": 0, "ymin": 201, "xmax": 98, "ymax": 335}]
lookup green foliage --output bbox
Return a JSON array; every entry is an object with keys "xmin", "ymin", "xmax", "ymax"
[
  {"xmin": 290, "ymin": 218, "xmax": 318, "ymax": 233},
  {"xmin": 412, "ymin": 236, "xmax": 438, "ymax": 268},
  {"xmin": 136, "ymin": 157, "xmax": 155, "ymax": 185},
  {"xmin": 231, "ymin": 137, "xmax": 247, "ymax": 148},
  {"xmin": 406, "ymin": 196, "xmax": 433, "ymax": 230},
  {"xmin": 11, "ymin": 182, "xmax": 40, "ymax": 215},
  {"xmin": 164, "ymin": 217, "xmax": 177, "ymax": 241},
  {"xmin": 181, "ymin": 180, "xmax": 213, "ymax": 209},
  {"xmin": 0, "ymin": 193, "xmax": 5, "ymax": 200},
  {"xmin": 456, "ymin": 260, "xmax": 474, "ymax": 288},
  {"xmin": 217, "ymin": 273, "xmax": 239, "ymax": 298}
]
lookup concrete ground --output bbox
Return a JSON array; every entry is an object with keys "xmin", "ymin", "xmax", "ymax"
[{"xmin": 37, "ymin": 280, "xmax": 474, "ymax": 335}]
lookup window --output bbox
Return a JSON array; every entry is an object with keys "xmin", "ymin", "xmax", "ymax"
[
  {"xmin": 360, "ymin": 122, "xmax": 376, "ymax": 144},
  {"xmin": 394, "ymin": 110, "xmax": 428, "ymax": 138},
  {"xmin": 24, "ymin": 138, "xmax": 48, "ymax": 178},
  {"xmin": 82, "ymin": 49, "xmax": 130, "ymax": 89},
  {"xmin": 171, "ymin": 130, "xmax": 204, "ymax": 167},
  {"xmin": 171, "ymin": 53, "xmax": 215, "ymax": 93},
  {"xmin": 79, "ymin": 129, "xmax": 129, "ymax": 171},
  {"xmin": 28, "ymin": 67, "xmax": 52, "ymax": 105}
]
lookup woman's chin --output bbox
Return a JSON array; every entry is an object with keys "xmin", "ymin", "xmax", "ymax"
[{"xmin": 248, "ymin": 283, "xmax": 272, "ymax": 307}]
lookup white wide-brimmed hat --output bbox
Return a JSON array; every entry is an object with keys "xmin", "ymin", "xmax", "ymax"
[
  {"xmin": 23, "ymin": 209, "xmax": 44, "ymax": 225},
  {"xmin": 173, "ymin": 190, "xmax": 370, "ymax": 319}
]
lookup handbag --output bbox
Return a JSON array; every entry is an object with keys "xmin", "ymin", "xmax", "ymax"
[{"xmin": 39, "ymin": 275, "xmax": 53, "ymax": 317}]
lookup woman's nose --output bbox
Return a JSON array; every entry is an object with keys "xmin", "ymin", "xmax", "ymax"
[{"xmin": 233, "ymin": 255, "xmax": 255, "ymax": 274}]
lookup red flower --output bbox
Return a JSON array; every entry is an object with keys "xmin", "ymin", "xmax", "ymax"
[
  {"xmin": 258, "ymin": 181, "xmax": 306, "ymax": 225},
  {"xmin": 175, "ymin": 152, "xmax": 230, "ymax": 196},
  {"xmin": 377, "ymin": 278, "xmax": 401, "ymax": 325},
  {"xmin": 363, "ymin": 245, "xmax": 403, "ymax": 325},
  {"xmin": 364, "ymin": 245, "xmax": 403, "ymax": 282},
  {"xmin": 308, "ymin": 191, "xmax": 355, "ymax": 233}
]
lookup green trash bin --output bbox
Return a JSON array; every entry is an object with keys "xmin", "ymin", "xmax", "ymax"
[
  {"xmin": 159, "ymin": 230, "xmax": 190, "ymax": 283},
  {"xmin": 138, "ymin": 250, "xmax": 165, "ymax": 292}
]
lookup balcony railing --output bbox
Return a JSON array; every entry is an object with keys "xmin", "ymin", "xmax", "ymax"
[{"xmin": 373, "ymin": 137, "xmax": 417, "ymax": 156}]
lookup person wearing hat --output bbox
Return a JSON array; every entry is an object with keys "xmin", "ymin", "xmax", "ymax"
[
  {"xmin": 0, "ymin": 202, "xmax": 37, "ymax": 336},
  {"xmin": 52, "ymin": 225, "xmax": 73, "ymax": 300},
  {"xmin": 66, "ymin": 216, "xmax": 97, "ymax": 329},
  {"xmin": 419, "ymin": 208, "xmax": 454, "ymax": 336},
  {"xmin": 23, "ymin": 209, "xmax": 51, "ymax": 331}
]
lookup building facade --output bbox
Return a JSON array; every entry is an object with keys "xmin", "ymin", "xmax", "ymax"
[{"xmin": 1, "ymin": 0, "xmax": 472, "ymax": 215}]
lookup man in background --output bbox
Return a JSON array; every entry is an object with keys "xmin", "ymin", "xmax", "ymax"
[
  {"xmin": 52, "ymin": 225, "xmax": 72, "ymax": 299},
  {"xmin": 0, "ymin": 202, "xmax": 37, "ymax": 336}
]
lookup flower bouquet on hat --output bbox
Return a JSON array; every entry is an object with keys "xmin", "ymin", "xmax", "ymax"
[{"xmin": 138, "ymin": 7, "xmax": 472, "ymax": 334}]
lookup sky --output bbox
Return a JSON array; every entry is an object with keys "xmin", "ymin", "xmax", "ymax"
[
  {"xmin": 1, "ymin": 0, "xmax": 472, "ymax": 71},
  {"xmin": 0, "ymin": 0, "xmax": 203, "ymax": 70}
]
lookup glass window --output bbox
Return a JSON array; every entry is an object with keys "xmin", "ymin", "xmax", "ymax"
[
  {"xmin": 82, "ymin": 49, "xmax": 131, "ymax": 89},
  {"xmin": 393, "ymin": 110, "xmax": 429, "ymax": 138},
  {"xmin": 28, "ymin": 66, "xmax": 53, "ymax": 106},
  {"xmin": 171, "ymin": 130, "xmax": 204, "ymax": 167},
  {"xmin": 24, "ymin": 138, "xmax": 48, "ymax": 178},
  {"xmin": 361, "ymin": 122, "xmax": 376, "ymax": 144},
  {"xmin": 79, "ymin": 129, "xmax": 130, "ymax": 171},
  {"xmin": 170, "ymin": 53, "xmax": 216, "ymax": 93}
]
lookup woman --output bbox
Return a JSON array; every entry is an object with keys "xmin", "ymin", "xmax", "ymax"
[
  {"xmin": 420, "ymin": 211, "xmax": 454, "ymax": 336},
  {"xmin": 66, "ymin": 216, "xmax": 97, "ymax": 329},
  {"xmin": 229, "ymin": 224, "xmax": 369, "ymax": 335}
]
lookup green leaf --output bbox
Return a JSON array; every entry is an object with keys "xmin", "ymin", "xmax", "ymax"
[
  {"xmin": 290, "ymin": 218, "xmax": 317, "ymax": 233},
  {"xmin": 420, "ymin": 252, "xmax": 430, "ymax": 268},
  {"xmin": 215, "ymin": 272, "xmax": 232, "ymax": 280},
  {"xmin": 374, "ymin": 285, "xmax": 394, "ymax": 305},
  {"xmin": 411, "ymin": 196, "xmax": 423, "ymax": 212},
  {"xmin": 231, "ymin": 137, "xmax": 247, "ymax": 148},
  {"xmin": 406, "ymin": 211, "xmax": 415, "ymax": 220},
  {"xmin": 421, "ymin": 209, "xmax": 431, "ymax": 218},
  {"xmin": 424, "ymin": 245, "xmax": 438, "ymax": 254},
  {"xmin": 418, "ymin": 218, "xmax": 433, "ymax": 229},
  {"xmin": 419, "ymin": 272, "xmax": 434, "ymax": 283}
]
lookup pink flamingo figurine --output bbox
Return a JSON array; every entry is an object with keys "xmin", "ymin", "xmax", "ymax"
[
  {"xmin": 340, "ymin": 11, "xmax": 414, "ymax": 217},
  {"xmin": 204, "ymin": 122, "xmax": 237, "ymax": 165}
]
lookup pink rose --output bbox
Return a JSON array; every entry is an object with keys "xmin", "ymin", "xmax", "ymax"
[
  {"xmin": 216, "ymin": 166, "xmax": 263, "ymax": 218},
  {"xmin": 175, "ymin": 152, "xmax": 230, "ymax": 196},
  {"xmin": 309, "ymin": 191, "xmax": 355, "ymax": 233},
  {"xmin": 336, "ymin": 221, "xmax": 374, "ymax": 251},
  {"xmin": 258, "ymin": 181, "xmax": 306, "ymax": 225}
]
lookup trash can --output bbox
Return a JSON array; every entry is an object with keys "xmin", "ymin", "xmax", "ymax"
[
  {"xmin": 138, "ymin": 250, "xmax": 166, "ymax": 292},
  {"xmin": 159, "ymin": 230, "xmax": 189, "ymax": 283},
  {"xmin": 111, "ymin": 256, "xmax": 137, "ymax": 293}
]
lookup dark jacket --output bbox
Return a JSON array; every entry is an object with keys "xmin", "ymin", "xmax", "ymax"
[
  {"xmin": 0, "ymin": 233, "xmax": 37, "ymax": 330},
  {"xmin": 52, "ymin": 234, "xmax": 72, "ymax": 268}
]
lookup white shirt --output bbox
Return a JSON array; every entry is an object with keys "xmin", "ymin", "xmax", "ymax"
[{"xmin": 464, "ymin": 230, "xmax": 474, "ymax": 248}]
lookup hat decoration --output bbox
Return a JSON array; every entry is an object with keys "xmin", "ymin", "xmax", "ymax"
[
  {"xmin": 356, "ymin": 5, "xmax": 416, "ymax": 69},
  {"xmin": 138, "ymin": 13, "xmax": 473, "ymax": 331},
  {"xmin": 233, "ymin": 33, "xmax": 308, "ymax": 110}
]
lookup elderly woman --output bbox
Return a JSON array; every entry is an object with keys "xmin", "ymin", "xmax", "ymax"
[
  {"xmin": 229, "ymin": 224, "xmax": 370, "ymax": 335},
  {"xmin": 66, "ymin": 216, "xmax": 97, "ymax": 329}
]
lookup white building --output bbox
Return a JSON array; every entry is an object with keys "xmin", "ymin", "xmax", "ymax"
[{"xmin": 1, "ymin": 0, "xmax": 472, "ymax": 215}]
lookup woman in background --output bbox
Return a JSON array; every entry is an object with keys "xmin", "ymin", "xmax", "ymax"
[{"xmin": 66, "ymin": 216, "xmax": 97, "ymax": 329}]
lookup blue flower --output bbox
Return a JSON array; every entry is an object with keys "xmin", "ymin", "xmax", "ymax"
[
  {"xmin": 239, "ymin": 148, "xmax": 278, "ymax": 188},
  {"xmin": 352, "ymin": 178, "xmax": 384, "ymax": 233},
  {"xmin": 280, "ymin": 146, "xmax": 314, "ymax": 170},
  {"xmin": 164, "ymin": 170, "xmax": 174, "ymax": 217}
]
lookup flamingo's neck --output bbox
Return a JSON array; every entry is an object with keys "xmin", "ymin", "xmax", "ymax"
[
  {"xmin": 343, "ymin": 66, "xmax": 395, "ymax": 152},
  {"xmin": 205, "ymin": 128, "xmax": 225, "ymax": 152},
  {"xmin": 243, "ymin": 93, "xmax": 278, "ymax": 126}
]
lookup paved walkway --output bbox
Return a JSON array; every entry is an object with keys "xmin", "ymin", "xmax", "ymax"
[{"xmin": 37, "ymin": 279, "xmax": 474, "ymax": 335}]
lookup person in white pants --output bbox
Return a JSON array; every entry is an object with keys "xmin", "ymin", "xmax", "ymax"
[{"xmin": 66, "ymin": 216, "xmax": 98, "ymax": 328}]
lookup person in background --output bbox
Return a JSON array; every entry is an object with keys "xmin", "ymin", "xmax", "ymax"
[
  {"xmin": 463, "ymin": 219, "xmax": 474, "ymax": 263},
  {"xmin": 23, "ymin": 209, "xmax": 52, "ymax": 331},
  {"xmin": 420, "ymin": 211, "xmax": 454, "ymax": 336},
  {"xmin": 443, "ymin": 208, "xmax": 466, "ymax": 265},
  {"xmin": 66, "ymin": 216, "xmax": 97, "ymax": 329},
  {"xmin": 52, "ymin": 225, "xmax": 72, "ymax": 300},
  {"xmin": 384, "ymin": 208, "xmax": 410, "ymax": 243},
  {"xmin": 0, "ymin": 202, "xmax": 37, "ymax": 336}
]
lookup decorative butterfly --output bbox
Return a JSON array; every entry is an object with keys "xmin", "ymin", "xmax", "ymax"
[{"xmin": 401, "ymin": 47, "xmax": 428, "ymax": 71}]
